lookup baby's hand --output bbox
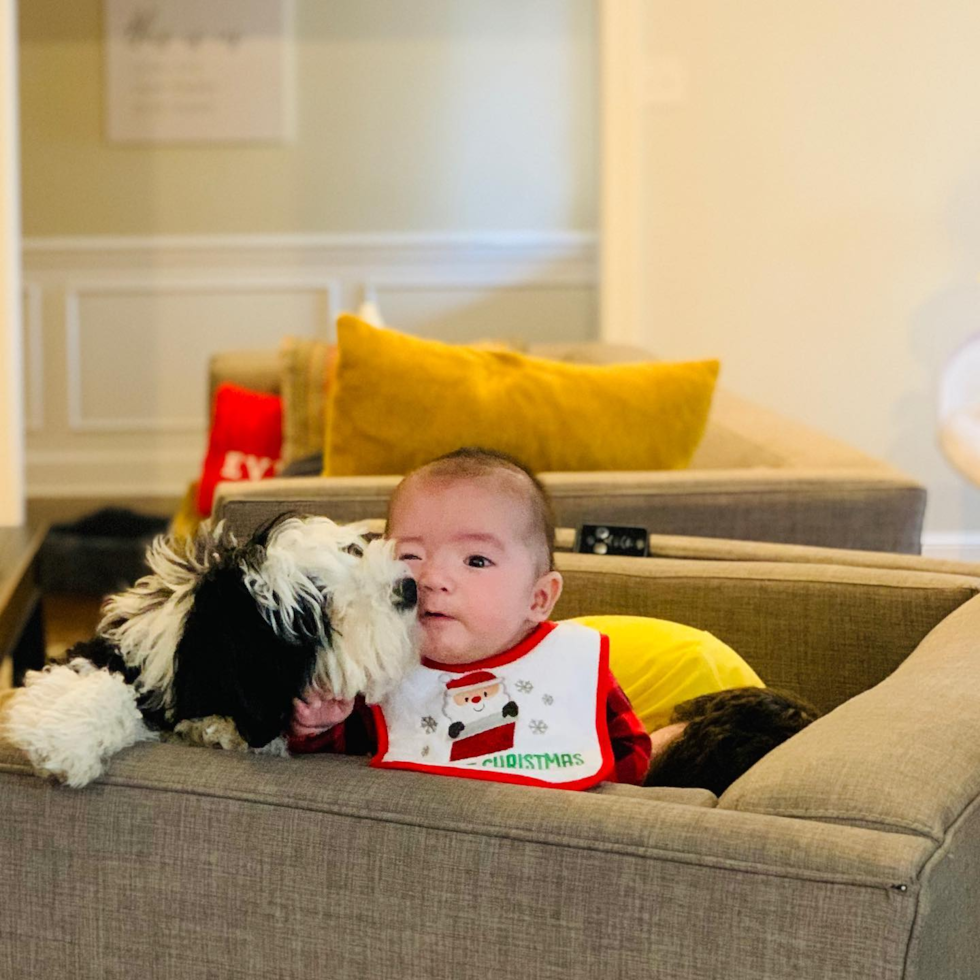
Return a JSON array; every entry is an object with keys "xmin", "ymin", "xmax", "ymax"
[{"xmin": 290, "ymin": 691, "xmax": 355, "ymax": 738}]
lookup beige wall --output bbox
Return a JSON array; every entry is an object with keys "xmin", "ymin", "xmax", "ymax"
[
  {"xmin": 18, "ymin": 1, "xmax": 597, "ymax": 499},
  {"xmin": 19, "ymin": 0, "xmax": 596, "ymax": 236},
  {"xmin": 625, "ymin": 1, "xmax": 980, "ymax": 544}
]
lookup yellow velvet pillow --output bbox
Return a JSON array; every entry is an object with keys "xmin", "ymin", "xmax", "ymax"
[
  {"xmin": 568, "ymin": 615, "xmax": 764, "ymax": 733},
  {"xmin": 323, "ymin": 316, "xmax": 719, "ymax": 476}
]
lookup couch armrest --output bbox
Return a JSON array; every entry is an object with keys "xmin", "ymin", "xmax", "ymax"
[
  {"xmin": 213, "ymin": 467, "xmax": 926, "ymax": 553},
  {"xmin": 721, "ymin": 591, "xmax": 980, "ymax": 844},
  {"xmin": 623, "ymin": 532, "xmax": 978, "ymax": 576},
  {"xmin": 694, "ymin": 389, "xmax": 901, "ymax": 470},
  {"xmin": 0, "ymin": 742, "xmax": 931, "ymax": 980}
]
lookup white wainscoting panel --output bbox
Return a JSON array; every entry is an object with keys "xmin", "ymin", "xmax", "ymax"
[
  {"xmin": 65, "ymin": 278, "xmax": 338, "ymax": 433},
  {"xmin": 22, "ymin": 282, "xmax": 43, "ymax": 432},
  {"xmin": 920, "ymin": 532, "xmax": 980, "ymax": 564},
  {"xmin": 366, "ymin": 280, "xmax": 596, "ymax": 345},
  {"xmin": 23, "ymin": 233, "xmax": 597, "ymax": 498}
]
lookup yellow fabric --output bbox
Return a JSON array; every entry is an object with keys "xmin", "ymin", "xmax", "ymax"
[
  {"xmin": 324, "ymin": 316, "xmax": 719, "ymax": 477},
  {"xmin": 568, "ymin": 615, "xmax": 764, "ymax": 733},
  {"xmin": 170, "ymin": 481, "xmax": 203, "ymax": 541},
  {"xmin": 279, "ymin": 331, "xmax": 521, "ymax": 467}
]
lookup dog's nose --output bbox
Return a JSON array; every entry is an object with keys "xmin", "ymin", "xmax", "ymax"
[{"xmin": 393, "ymin": 577, "xmax": 417, "ymax": 609}]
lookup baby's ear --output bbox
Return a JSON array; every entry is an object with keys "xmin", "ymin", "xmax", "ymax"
[{"xmin": 529, "ymin": 571, "xmax": 563, "ymax": 621}]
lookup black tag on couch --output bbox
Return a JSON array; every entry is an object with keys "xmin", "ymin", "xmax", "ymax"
[{"xmin": 576, "ymin": 525, "xmax": 649, "ymax": 557}]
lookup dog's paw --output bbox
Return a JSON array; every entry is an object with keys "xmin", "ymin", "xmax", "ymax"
[{"xmin": 174, "ymin": 716, "xmax": 248, "ymax": 751}]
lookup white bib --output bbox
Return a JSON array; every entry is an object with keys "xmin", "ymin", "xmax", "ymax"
[{"xmin": 371, "ymin": 621, "xmax": 614, "ymax": 789}]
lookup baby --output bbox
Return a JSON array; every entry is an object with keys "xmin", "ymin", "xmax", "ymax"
[{"xmin": 290, "ymin": 447, "xmax": 652, "ymax": 787}]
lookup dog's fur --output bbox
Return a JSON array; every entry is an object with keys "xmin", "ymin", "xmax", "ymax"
[{"xmin": 1, "ymin": 514, "xmax": 419, "ymax": 787}]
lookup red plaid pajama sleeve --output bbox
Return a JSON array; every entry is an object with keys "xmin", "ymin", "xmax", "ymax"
[{"xmin": 604, "ymin": 670, "xmax": 653, "ymax": 785}]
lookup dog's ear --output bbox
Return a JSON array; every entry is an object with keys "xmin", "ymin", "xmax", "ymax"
[
  {"xmin": 249, "ymin": 512, "xmax": 302, "ymax": 550},
  {"xmin": 173, "ymin": 566, "xmax": 317, "ymax": 748},
  {"xmin": 290, "ymin": 592, "xmax": 333, "ymax": 648}
]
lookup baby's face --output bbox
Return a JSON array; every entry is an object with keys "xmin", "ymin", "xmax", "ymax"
[{"xmin": 388, "ymin": 475, "xmax": 549, "ymax": 664}]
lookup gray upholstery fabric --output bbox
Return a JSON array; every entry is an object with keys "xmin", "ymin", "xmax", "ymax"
[
  {"xmin": 720, "ymin": 594, "xmax": 980, "ymax": 842},
  {"xmin": 904, "ymin": 794, "xmax": 980, "ymax": 980},
  {"xmin": 215, "ymin": 469, "xmax": 926, "ymax": 554},
  {"xmin": 591, "ymin": 782, "xmax": 717, "ymax": 807},
  {"xmin": 0, "ymin": 746, "xmax": 929, "ymax": 980},
  {"xmin": 554, "ymin": 553, "xmax": 980, "ymax": 713},
  {"xmin": 636, "ymin": 532, "xmax": 980, "ymax": 576}
]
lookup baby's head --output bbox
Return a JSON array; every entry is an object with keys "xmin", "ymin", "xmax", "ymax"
[
  {"xmin": 644, "ymin": 686, "xmax": 821, "ymax": 796},
  {"xmin": 386, "ymin": 447, "xmax": 562, "ymax": 664}
]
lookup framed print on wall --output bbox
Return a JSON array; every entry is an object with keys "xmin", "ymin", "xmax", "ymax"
[{"xmin": 104, "ymin": 0, "xmax": 295, "ymax": 143}]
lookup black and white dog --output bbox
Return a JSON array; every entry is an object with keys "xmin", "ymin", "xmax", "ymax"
[{"xmin": 2, "ymin": 514, "xmax": 419, "ymax": 787}]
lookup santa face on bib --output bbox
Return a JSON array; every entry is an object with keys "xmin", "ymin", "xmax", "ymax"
[{"xmin": 441, "ymin": 670, "xmax": 519, "ymax": 761}]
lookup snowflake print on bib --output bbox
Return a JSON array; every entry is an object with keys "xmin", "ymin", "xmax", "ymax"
[{"xmin": 371, "ymin": 621, "xmax": 614, "ymax": 790}]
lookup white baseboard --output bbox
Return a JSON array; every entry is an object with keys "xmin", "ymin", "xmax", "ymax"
[{"xmin": 920, "ymin": 532, "xmax": 980, "ymax": 563}]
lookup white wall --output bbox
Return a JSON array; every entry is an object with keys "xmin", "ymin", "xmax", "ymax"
[
  {"xmin": 608, "ymin": 1, "xmax": 980, "ymax": 550},
  {"xmin": 20, "ymin": 0, "xmax": 596, "ymax": 236}
]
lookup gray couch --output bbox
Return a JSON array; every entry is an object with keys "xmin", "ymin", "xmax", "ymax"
[
  {"xmin": 2, "ymin": 536, "xmax": 979, "ymax": 979},
  {"xmin": 205, "ymin": 342, "xmax": 926, "ymax": 552}
]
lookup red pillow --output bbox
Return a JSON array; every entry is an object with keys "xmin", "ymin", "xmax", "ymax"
[{"xmin": 196, "ymin": 383, "xmax": 283, "ymax": 516}]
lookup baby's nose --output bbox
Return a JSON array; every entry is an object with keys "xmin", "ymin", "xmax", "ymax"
[{"xmin": 417, "ymin": 562, "xmax": 451, "ymax": 592}]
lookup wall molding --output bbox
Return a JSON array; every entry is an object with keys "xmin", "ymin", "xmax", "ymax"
[
  {"xmin": 920, "ymin": 532, "xmax": 980, "ymax": 563},
  {"xmin": 26, "ymin": 448, "xmax": 201, "ymax": 498},
  {"xmin": 24, "ymin": 231, "xmax": 597, "ymax": 276},
  {"xmin": 23, "ymin": 231, "xmax": 597, "ymax": 498},
  {"xmin": 63, "ymin": 276, "xmax": 341, "ymax": 433},
  {"xmin": 24, "ymin": 230, "xmax": 596, "ymax": 248},
  {"xmin": 22, "ymin": 281, "xmax": 43, "ymax": 432}
]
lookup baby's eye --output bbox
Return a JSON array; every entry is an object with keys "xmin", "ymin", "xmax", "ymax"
[
  {"xmin": 399, "ymin": 553, "xmax": 420, "ymax": 562},
  {"xmin": 466, "ymin": 555, "xmax": 493, "ymax": 568}
]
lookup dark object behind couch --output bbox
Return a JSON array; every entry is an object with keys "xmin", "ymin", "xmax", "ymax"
[{"xmin": 38, "ymin": 508, "xmax": 168, "ymax": 596}]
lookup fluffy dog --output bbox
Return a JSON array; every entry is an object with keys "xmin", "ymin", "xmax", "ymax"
[{"xmin": 1, "ymin": 514, "xmax": 419, "ymax": 787}]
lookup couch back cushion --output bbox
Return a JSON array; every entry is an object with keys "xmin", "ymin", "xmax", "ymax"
[
  {"xmin": 554, "ymin": 553, "xmax": 980, "ymax": 716},
  {"xmin": 323, "ymin": 316, "xmax": 719, "ymax": 477},
  {"xmin": 719, "ymin": 592, "xmax": 980, "ymax": 841}
]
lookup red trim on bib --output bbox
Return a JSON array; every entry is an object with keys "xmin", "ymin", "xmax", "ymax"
[{"xmin": 370, "ymin": 626, "xmax": 615, "ymax": 791}]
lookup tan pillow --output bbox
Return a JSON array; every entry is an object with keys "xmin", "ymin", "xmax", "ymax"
[{"xmin": 278, "ymin": 338, "xmax": 338, "ymax": 463}]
